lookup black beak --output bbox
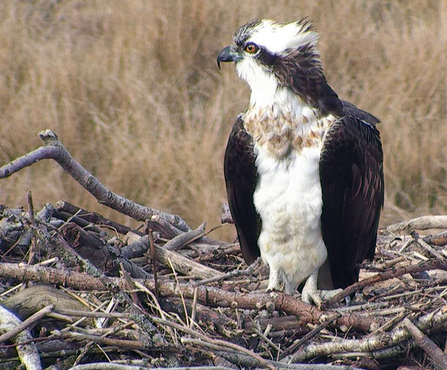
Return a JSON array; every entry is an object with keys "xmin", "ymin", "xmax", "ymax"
[{"xmin": 217, "ymin": 46, "xmax": 241, "ymax": 69}]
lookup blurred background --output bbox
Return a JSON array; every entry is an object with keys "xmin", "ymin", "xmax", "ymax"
[{"xmin": 0, "ymin": 0, "xmax": 446, "ymax": 241}]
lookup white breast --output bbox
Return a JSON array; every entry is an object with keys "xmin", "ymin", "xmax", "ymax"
[{"xmin": 253, "ymin": 144, "xmax": 327, "ymax": 293}]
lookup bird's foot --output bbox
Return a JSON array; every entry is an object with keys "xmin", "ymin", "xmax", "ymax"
[
  {"xmin": 301, "ymin": 287, "xmax": 343, "ymax": 308},
  {"xmin": 301, "ymin": 272, "xmax": 343, "ymax": 308},
  {"xmin": 266, "ymin": 268, "xmax": 283, "ymax": 292}
]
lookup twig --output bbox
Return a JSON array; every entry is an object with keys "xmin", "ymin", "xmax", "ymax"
[
  {"xmin": 411, "ymin": 231, "xmax": 446, "ymax": 261},
  {"xmin": 0, "ymin": 129, "xmax": 190, "ymax": 232},
  {"xmin": 55, "ymin": 200, "xmax": 145, "ymax": 236},
  {"xmin": 54, "ymin": 309, "xmax": 128, "ymax": 318},
  {"xmin": 27, "ymin": 191, "xmax": 35, "ymax": 226},
  {"xmin": 215, "ymin": 348, "xmax": 365, "ymax": 369},
  {"xmin": 193, "ymin": 257, "xmax": 261, "ymax": 287},
  {"xmin": 70, "ymin": 365, "xmax": 234, "ymax": 370},
  {"xmin": 366, "ymin": 312, "xmax": 408, "ymax": 337},
  {"xmin": 152, "ymin": 317, "xmax": 275, "ymax": 370},
  {"xmin": 403, "ymin": 317, "xmax": 447, "ymax": 370},
  {"xmin": 125, "ymin": 235, "xmax": 224, "ymax": 280},
  {"xmin": 163, "ymin": 222, "xmax": 206, "ymax": 251},
  {"xmin": 149, "ymin": 229, "xmax": 159, "ymax": 298},
  {"xmin": 252, "ymin": 326, "xmax": 282, "ymax": 353},
  {"xmin": 0, "ymin": 262, "xmax": 383, "ymax": 332},
  {"xmin": 282, "ymin": 313, "xmax": 341, "ymax": 361},
  {"xmin": 220, "ymin": 202, "xmax": 233, "ymax": 224},
  {"xmin": 386, "ymin": 215, "xmax": 447, "ymax": 233},
  {"xmin": 289, "ymin": 303, "xmax": 447, "ymax": 362},
  {"xmin": 0, "ymin": 304, "xmax": 53, "ymax": 344},
  {"xmin": 190, "ymin": 287, "xmax": 198, "ymax": 328},
  {"xmin": 0, "ymin": 305, "xmax": 42, "ymax": 370},
  {"xmin": 323, "ymin": 260, "xmax": 447, "ymax": 307},
  {"xmin": 60, "ymin": 222, "xmax": 151, "ymax": 279}
]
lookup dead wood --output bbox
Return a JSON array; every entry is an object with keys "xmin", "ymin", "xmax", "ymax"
[
  {"xmin": 411, "ymin": 231, "xmax": 446, "ymax": 261},
  {"xmin": 163, "ymin": 222, "xmax": 206, "ymax": 251},
  {"xmin": 0, "ymin": 304, "xmax": 42, "ymax": 370},
  {"xmin": 323, "ymin": 260, "xmax": 447, "ymax": 307},
  {"xmin": 60, "ymin": 222, "xmax": 151, "ymax": 279},
  {"xmin": 0, "ymin": 262, "xmax": 383, "ymax": 333},
  {"xmin": 386, "ymin": 215, "xmax": 447, "ymax": 233},
  {"xmin": 56, "ymin": 200, "xmax": 145, "ymax": 236},
  {"xmin": 281, "ymin": 313, "xmax": 342, "ymax": 360},
  {"xmin": 403, "ymin": 318, "xmax": 447, "ymax": 370},
  {"xmin": 289, "ymin": 304, "xmax": 447, "ymax": 362},
  {"xmin": 423, "ymin": 230, "xmax": 447, "ymax": 246},
  {"xmin": 3, "ymin": 130, "xmax": 447, "ymax": 368},
  {"xmin": 136, "ymin": 234, "xmax": 225, "ymax": 280},
  {"xmin": 0, "ymin": 129, "xmax": 190, "ymax": 232},
  {"xmin": 242, "ymin": 315, "xmax": 308, "ymax": 334},
  {"xmin": 0, "ymin": 304, "xmax": 53, "ymax": 344},
  {"xmin": 1, "ymin": 285, "xmax": 88, "ymax": 322}
]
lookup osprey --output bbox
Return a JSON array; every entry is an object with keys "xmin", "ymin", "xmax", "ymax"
[{"xmin": 218, "ymin": 19, "xmax": 384, "ymax": 304}]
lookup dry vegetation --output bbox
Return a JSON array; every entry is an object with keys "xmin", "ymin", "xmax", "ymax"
[{"xmin": 1, "ymin": 0, "xmax": 447, "ymax": 241}]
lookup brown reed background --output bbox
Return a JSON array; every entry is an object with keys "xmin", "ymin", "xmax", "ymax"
[{"xmin": 1, "ymin": 0, "xmax": 446, "ymax": 240}]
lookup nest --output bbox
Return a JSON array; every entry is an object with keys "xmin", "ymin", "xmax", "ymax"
[{"xmin": 1, "ymin": 130, "xmax": 447, "ymax": 370}]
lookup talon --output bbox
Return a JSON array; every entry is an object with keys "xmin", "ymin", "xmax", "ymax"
[{"xmin": 320, "ymin": 288, "xmax": 343, "ymax": 301}]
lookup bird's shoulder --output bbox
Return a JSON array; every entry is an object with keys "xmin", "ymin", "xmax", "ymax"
[{"xmin": 224, "ymin": 115, "xmax": 257, "ymax": 179}]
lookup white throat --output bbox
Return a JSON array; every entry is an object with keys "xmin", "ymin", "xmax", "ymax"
[{"xmin": 236, "ymin": 59, "xmax": 316, "ymax": 122}]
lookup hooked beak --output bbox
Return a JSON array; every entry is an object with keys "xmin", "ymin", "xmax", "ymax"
[{"xmin": 217, "ymin": 46, "xmax": 242, "ymax": 69}]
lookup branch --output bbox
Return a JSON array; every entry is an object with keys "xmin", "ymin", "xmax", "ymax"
[
  {"xmin": 0, "ymin": 304, "xmax": 53, "ymax": 344},
  {"xmin": 0, "ymin": 263, "xmax": 383, "ymax": 333},
  {"xmin": 403, "ymin": 318, "xmax": 447, "ymax": 370},
  {"xmin": 0, "ymin": 129, "xmax": 190, "ymax": 232},
  {"xmin": 386, "ymin": 215, "xmax": 447, "ymax": 233},
  {"xmin": 323, "ymin": 260, "xmax": 447, "ymax": 307},
  {"xmin": 0, "ymin": 305, "xmax": 42, "ymax": 370},
  {"xmin": 290, "ymin": 304, "xmax": 447, "ymax": 362},
  {"xmin": 411, "ymin": 231, "xmax": 446, "ymax": 261},
  {"xmin": 124, "ymin": 235, "xmax": 225, "ymax": 280}
]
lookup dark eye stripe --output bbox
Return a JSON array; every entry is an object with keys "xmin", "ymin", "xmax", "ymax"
[{"xmin": 256, "ymin": 47, "xmax": 277, "ymax": 66}]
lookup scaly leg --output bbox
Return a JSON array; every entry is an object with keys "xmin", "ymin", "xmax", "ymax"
[
  {"xmin": 301, "ymin": 270, "xmax": 321, "ymax": 306},
  {"xmin": 302, "ymin": 269, "xmax": 343, "ymax": 307},
  {"xmin": 267, "ymin": 266, "xmax": 282, "ymax": 292}
]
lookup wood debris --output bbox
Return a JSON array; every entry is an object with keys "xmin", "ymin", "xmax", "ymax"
[{"xmin": 1, "ymin": 130, "xmax": 447, "ymax": 369}]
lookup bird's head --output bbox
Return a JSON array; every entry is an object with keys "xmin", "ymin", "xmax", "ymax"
[{"xmin": 217, "ymin": 19, "xmax": 327, "ymax": 109}]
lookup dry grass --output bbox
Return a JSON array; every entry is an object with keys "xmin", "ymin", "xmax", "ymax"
[{"xmin": 0, "ymin": 0, "xmax": 446, "ymax": 241}]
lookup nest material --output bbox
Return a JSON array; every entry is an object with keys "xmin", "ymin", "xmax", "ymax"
[
  {"xmin": 1, "ymin": 130, "xmax": 447, "ymax": 370},
  {"xmin": 1, "ymin": 203, "xmax": 447, "ymax": 370}
]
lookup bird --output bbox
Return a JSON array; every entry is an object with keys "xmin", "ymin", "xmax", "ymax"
[{"xmin": 217, "ymin": 18, "xmax": 384, "ymax": 305}]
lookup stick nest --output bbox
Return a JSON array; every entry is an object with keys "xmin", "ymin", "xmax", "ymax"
[{"xmin": 1, "ymin": 130, "xmax": 447, "ymax": 370}]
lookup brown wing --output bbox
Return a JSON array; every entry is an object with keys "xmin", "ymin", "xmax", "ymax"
[
  {"xmin": 320, "ymin": 114, "xmax": 384, "ymax": 288},
  {"xmin": 224, "ymin": 116, "xmax": 261, "ymax": 264}
]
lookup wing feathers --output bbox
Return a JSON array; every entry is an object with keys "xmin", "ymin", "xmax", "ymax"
[
  {"xmin": 320, "ymin": 114, "xmax": 384, "ymax": 289},
  {"xmin": 224, "ymin": 116, "xmax": 261, "ymax": 264}
]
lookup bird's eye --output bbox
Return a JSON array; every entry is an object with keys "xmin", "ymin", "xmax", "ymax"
[{"xmin": 244, "ymin": 42, "xmax": 259, "ymax": 54}]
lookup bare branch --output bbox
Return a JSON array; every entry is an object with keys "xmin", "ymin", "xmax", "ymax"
[
  {"xmin": 0, "ymin": 129, "xmax": 190, "ymax": 232},
  {"xmin": 290, "ymin": 304, "xmax": 447, "ymax": 362},
  {"xmin": 386, "ymin": 215, "xmax": 447, "ymax": 233},
  {"xmin": 0, "ymin": 304, "xmax": 53, "ymax": 344},
  {"xmin": 0, "ymin": 262, "xmax": 382, "ymax": 333},
  {"xmin": 0, "ymin": 305, "xmax": 42, "ymax": 370},
  {"xmin": 403, "ymin": 318, "xmax": 447, "ymax": 370},
  {"xmin": 323, "ymin": 260, "xmax": 447, "ymax": 307}
]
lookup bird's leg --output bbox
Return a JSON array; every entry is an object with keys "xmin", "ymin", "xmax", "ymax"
[
  {"xmin": 301, "ymin": 270, "xmax": 322, "ymax": 306},
  {"xmin": 267, "ymin": 266, "xmax": 282, "ymax": 292},
  {"xmin": 302, "ymin": 269, "xmax": 343, "ymax": 307}
]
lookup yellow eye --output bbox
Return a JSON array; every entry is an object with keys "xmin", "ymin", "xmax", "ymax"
[{"xmin": 244, "ymin": 43, "xmax": 259, "ymax": 54}]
